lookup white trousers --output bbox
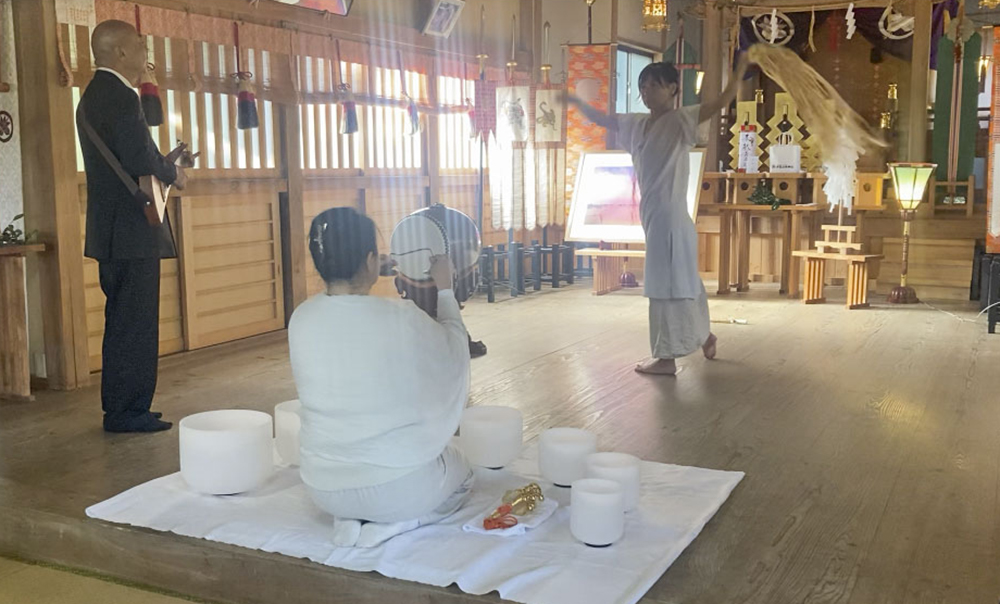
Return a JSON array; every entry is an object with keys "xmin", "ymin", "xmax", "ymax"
[
  {"xmin": 307, "ymin": 444, "xmax": 474, "ymax": 524},
  {"xmin": 648, "ymin": 293, "xmax": 711, "ymax": 359}
]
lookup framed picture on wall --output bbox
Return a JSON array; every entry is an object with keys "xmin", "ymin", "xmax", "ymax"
[
  {"xmin": 565, "ymin": 149, "xmax": 706, "ymax": 244},
  {"xmin": 269, "ymin": 0, "xmax": 354, "ymax": 16},
  {"xmin": 423, "ymin": 0, "xmax": 465, "ymax": 38}
]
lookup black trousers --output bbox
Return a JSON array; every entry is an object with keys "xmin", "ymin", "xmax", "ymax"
[{"xmin": 98, "ymin": 258, "xmax": 160, "ymax": 426}]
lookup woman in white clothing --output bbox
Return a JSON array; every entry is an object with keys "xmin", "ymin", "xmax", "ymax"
[
  {"xmin": 288, "ymin": 207, "xmax": 473, "ymax": 548},
  {"xmin": 567, "ymin": 57, "xmax": 748, "ymax": 376}
]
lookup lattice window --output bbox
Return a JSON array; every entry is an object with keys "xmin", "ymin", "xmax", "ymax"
[{"xmin": 437, "ymin": 76, "xmax": 477, "ymax": 171}]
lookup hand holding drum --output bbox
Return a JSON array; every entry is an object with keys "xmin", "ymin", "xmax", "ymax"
[{"xmin": 428, "ymin": 254, "xmax": 455, "ymax": 291}]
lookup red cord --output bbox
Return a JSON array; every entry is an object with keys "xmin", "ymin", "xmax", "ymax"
[
  {"xmin": 482, "ymin": 503, "xmax": 519, "ymax": 530},
  {"xmin": 134, "ymin": 5, "xmax": 141, "ymax": 35}
]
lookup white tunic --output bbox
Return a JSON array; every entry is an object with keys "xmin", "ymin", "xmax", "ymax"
[
  {"xmin": 288, "ymin": 290, "xmax": 469, "ymax": 491},
  {"xmin": 617, "ymin": 106, "xmax": 705, "ymax": 300}
]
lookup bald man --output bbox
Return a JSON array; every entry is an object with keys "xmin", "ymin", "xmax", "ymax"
[{"xmin": 77, "ymin": 20, "xmax": 188, "ymax": 433}]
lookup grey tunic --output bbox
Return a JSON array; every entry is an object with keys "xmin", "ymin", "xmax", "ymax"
[{"xmin": 616, "ymin": 106, "xmax": 705, "ymax": 300}]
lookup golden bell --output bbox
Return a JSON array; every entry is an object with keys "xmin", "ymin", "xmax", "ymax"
[{"xmin": 501, "ymin": 483, "xmax": 544, "ymax": 515}]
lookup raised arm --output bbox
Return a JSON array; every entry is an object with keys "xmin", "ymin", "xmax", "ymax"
[
  {"xmin": 566, "ymin": 94, "xmax": 618, "ymax": 131},
  {"xmin": 698, "ymin": 53, "xmax": 750, "ymax": 124}
]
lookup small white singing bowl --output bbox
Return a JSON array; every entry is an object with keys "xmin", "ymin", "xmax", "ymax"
[
  {"xmin": 179, "ymin": 410, "xmax": 274, "ymax": 495},
  {"xmin": 274, "ymin": 400, "xmax": 302, "ymax": 467},
  {"xmin": 585, "ymin": 452, "xmax": 642, "ymax": 512},
  {"xmin": 570, "ymin": 478, "xmax": 626, "ymax": 547},
  {"xmin": 459, "ymin": 406, "xmax": 523, "ymax": 469},
  {"xmin": 539, "ymin": 428, "xmax": 598, "ymax": 487}
]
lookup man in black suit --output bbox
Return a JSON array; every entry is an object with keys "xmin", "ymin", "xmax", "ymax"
[{"xmin": 76, "ymin": 20, "xmax": 188, "ymax": 433}]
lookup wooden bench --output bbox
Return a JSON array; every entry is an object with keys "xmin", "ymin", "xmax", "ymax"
[{"xmin": 575, "ymin": 248, "xmax": 645, "ymax": 295}]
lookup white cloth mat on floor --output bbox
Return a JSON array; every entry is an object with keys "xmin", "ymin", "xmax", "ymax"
[{"xmin": 86, "ymin": 446, "xmax": 743, "ymax": 604}]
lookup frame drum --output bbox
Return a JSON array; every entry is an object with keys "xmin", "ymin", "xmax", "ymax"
[{"xmin": 389, "ymin": 204, "xmax": 481, "ymax": 311}]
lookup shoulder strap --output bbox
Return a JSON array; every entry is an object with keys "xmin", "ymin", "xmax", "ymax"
[{"xmin": 78, "ymin": 106, "xmax": 140, "ymax": 196}]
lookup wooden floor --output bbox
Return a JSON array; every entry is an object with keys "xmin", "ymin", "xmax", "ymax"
[{"xmin": 2, "ymin": 282, "xmax": 999, "ymax": 604}]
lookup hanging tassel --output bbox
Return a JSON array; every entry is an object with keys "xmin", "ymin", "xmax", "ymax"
[
  {"xmin": 405, "ymin": 95, "xmax": 420, "ymax": 135},
  {"xmin": 186, "ymin": 10, "xmax": 202, "ymax": 92},
  {"xmin": 134, "ymin": 7, "xmax": 162, "ymax": 126},
  {"xmin": 336, "ymin": 40, "xmax": 358, "ymax": 135},
  {"xmin": 339, "ymin": 84, "xmax": 359, "ymax": 134},
  {"xmin": 398, "ymin": 50, "xmax": 419, "ymax": 136},
  {"xmin": 139, "ymin": 64, "xmax": 164, "ymax": 126},
  {"xmin": 232, "ymin": 23, "xmax": 258, "ymax": 130},
  {"xmin": 235, "ymin": 73, "xmax": 259, "ymax": 129},
  {"xmin": 466, "ymin": 98, "xmax": 477, "ymax": 138}
]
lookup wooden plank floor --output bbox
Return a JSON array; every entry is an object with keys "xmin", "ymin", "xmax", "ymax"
[{"xmin": 2, "ymin": 283, "xmax": 999, "ymax": 604}]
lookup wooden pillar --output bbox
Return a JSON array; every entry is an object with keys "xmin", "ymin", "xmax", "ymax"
[
  {"xmin": 12, "ymin": 0, "xmax": 89, "ymax": 390},
  {"xmin": 425, "ymin": 62, "xmax": 442, "ymax": 206},
  {"xmin": 906, "ymin": 0, "xmax": 932, "ymax": 162},
  {"xmin": 278, "ymin": 103, "xmax": 307, "ymax": 320},
  {"xmin": 702, "ymin": 4, "xmax": 724, "ymax": 170}
]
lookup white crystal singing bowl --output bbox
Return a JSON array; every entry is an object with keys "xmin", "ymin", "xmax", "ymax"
[
  {"xmin": 538, "ymin": 427, "xmax": 598, "ymax": 487},
  {"xmin": 459, "ymin": 406, "xmax": 523, "ymax": 469},
  {"xmin": 274, "ymin": 400, "xmax": 302, "ymax": 466},
  {"xmin": 570, "ymin": 478, "xmax": 626, "ymax": 547},
  {"xmin": 179, "ymin": 410, "xmax": 274, "ymax": 495},
  {"xmin": 585, "ymin": 452, "xmax": 641, "ymax": 512}
]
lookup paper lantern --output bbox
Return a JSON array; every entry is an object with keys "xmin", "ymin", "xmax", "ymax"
[
  {"xmin": 459, "ymin": 406, "xmax": 523, "ymax": 469},
  {"xmin": 274, "ymin": 400, "xmax": 302, "ymax": 466},
  {"xmin": 585, "ymin": 452, "xmax": 641, "ymax": 512},
  {"xmin": 179, "ymin": 410, "xmax": 273, "ymax": 495},
  {"xmin": 539, "ymin": 428, "xmax": 597, "ymax": 487},
  {"xmin": 570, "ymin": 478, "xmax": 626, "ymax": 547}
]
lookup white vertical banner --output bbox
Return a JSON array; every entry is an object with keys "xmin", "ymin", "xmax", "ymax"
[
  {"xmin": 534, "ymin": 89, "xmax": 563, "ymax": 143},
  {"xmin": 511, "ymin": 148, "xmax": 523, "ymax": 231},
  {"xmin": 535, "ymin": 149, "xmax": 550, "ymax": 228},
  {"xmin": 488, "ymin": 133, "xmax": 504, "ymax": 230},
  {"xmin": 523, "ymin": 145, "xmax": 536, "ymax": 230},
  {"xmin": 554, "ymin": 148, "xmax": 566, "ymax": 226},
  {"xmin": 0, "ymin": 0, "xmax": 23, "ymax": 225}
]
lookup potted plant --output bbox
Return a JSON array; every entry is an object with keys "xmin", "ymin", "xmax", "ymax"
[{"xmin": 0, "ymin": 214, "xmax": 38, "ymax": 246}]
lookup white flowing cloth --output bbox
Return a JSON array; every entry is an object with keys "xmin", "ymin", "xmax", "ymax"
[{"xmin": 86, "ymin": 446, "xmax": 744, "ymax": 604}]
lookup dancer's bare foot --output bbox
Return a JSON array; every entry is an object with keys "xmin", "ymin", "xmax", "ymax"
[
  {"xmin": 635, "ymin": 358, "xmax": 677, "ymax": 375},
  {"xmin": 702, "ymin": 333, "xmax": 717, "ymax": 360}
]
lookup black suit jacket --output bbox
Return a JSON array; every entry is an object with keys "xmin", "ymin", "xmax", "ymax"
[{"xmin": 77, "ymin": 70, "xmax": 177, "ymax": 260}]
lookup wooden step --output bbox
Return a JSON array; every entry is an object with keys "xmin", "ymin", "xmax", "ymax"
[
  {"xmin": 822, "ymin": 224, "xmax": 857, "ymax": 232},
  {"xmin": 860, "ymin": 215, "xmax": 986, "ymax": 240},
  {"xmin": 815, "ymin": 241, "xmax": 863, "ymax": 251},
  {"xmin": 877, "ymin": 270, "xmax": 971, "ymax": 289},
  {"xmin": 882, "ymin": 238, "xmax": 975, "ymax": 262}
]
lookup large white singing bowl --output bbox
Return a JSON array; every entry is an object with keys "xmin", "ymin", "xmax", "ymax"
[
  {"xmin": 274, "ymin": 400, "xmax": 302, "ymax": 466},
  {"xmin": 459, "ymin": 406, "xmax": 523, "ymax": 469},
  {"xmin": 570, "ymin": 478, "xmax": 626, "ymax": 547},
  {"xmin": 585, "ymin": 452, "xmax": 641, "ymax": 512},
  {"xmin": 539, "ymin": 428, "xmax": 597, "ymax": 487},
  {"xmin": 179, "ymin": 410, "xmax": 274, "ymax": 495}
]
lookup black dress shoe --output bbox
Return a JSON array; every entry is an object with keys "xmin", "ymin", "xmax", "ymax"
[
  {"xmin": 151, "ymin": 411, "xmax": 163, "ymax": 419},
  {"xmin": 104, "ymin": 413, "xmax": 173, "ymax": 433},
  {"xmin": 469, "ymin": 339, "xmax": 487, "ymax": 358}
]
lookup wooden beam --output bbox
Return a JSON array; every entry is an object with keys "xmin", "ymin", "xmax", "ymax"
[
  {"xmin": 907, "ymin": 0, "xmax": 932, "ymax": 163},
  {"xmin": 611, "ymin": 0, "xmax": 620, "ymax": 45},
  {"xmin": 702, "ymin": 3, "xmax": 724, "ymax": 171},
  {"xmin": 12, "ymin": 0, "xmax": 90, "ymax": 390},
  {"xmin": 278, "ymin": 103, "xmax": 307, "ymax": 321},
  {"xmin": 126, "ymin": 0, "xmax": 481, "ymax": 64}
]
